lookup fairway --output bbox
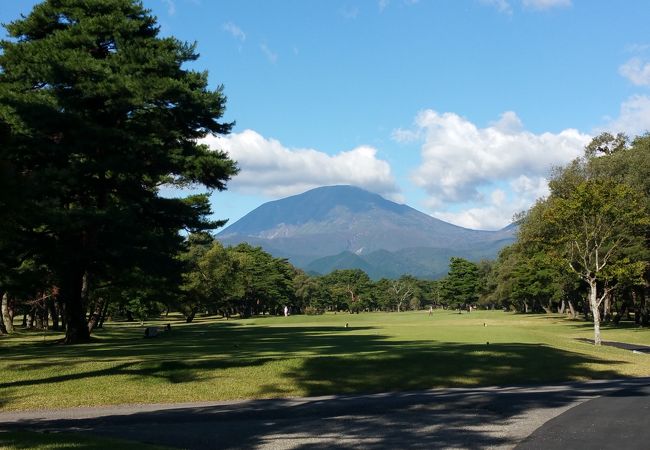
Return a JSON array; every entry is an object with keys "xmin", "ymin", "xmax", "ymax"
[{"xmin": 2, "ymin": 311, "xmax": 650, "ymax": 412}]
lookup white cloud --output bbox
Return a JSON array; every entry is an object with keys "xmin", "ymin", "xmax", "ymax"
[
  {"xmin": 391, "ymin": 127, "xmax": 422, "ymax": 143},
  {"xmin": 522, "ymin": 0, "xmax": 571, "ymax": 10},
  {"xmin": 619, "ymin": 58, "xmax": 650, "ymax": 86},
  {"xmin": 223, "ymin": 22, "xmax": 246, "ymax": 42},
  {"xmin": 601, "ymin": 95, "xmax": 650, "ymax": 136},
  {"xmin": 379, "ymin": 0, "xmax": 390, "ymax": 12},
  {"xmin": 407, "ymin": 109, "xmax": 589, "ymax": 205},
  {"xmin": 432, "ymin": 176, "xmax": 549, "ymax": 230},
  {"xmin": 204, "ymin": 130, "xmax": 400, "ymax": 200},
  {"xmin": 260, "ymin": 43, "xmax": 278, "ymax": 64},
  {"xmin": 398, "ymin": 109, "xmax": 589, "ymax": 229}
]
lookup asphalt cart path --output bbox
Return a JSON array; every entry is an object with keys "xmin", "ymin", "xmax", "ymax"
[{"xmin": 1, "ymin": 378, "xmax": 648, "ymax": 449}]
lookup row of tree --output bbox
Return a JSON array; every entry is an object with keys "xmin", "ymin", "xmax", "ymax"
[{"xmin": 480, "ymin": 133, "xmax": 650, "ymax": 344}]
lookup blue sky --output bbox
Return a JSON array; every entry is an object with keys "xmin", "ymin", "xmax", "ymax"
[{"xmin": 3, "ymin": 0, "xmax": 650, "ymax": 229}]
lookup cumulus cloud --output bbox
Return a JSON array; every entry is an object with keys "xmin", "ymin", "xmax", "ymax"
[
  {"xmin": 223, "ymin": 22, "xmax": 246, "ymax": 42},
  {"xmin": 619, "ymin": 58, "xmax": 650, "ymax": 86},
  {"xmin": 397, "ymin": 109, "xmax": 589, "ymax": 229},
  {"xmin": 601, "ymin": 95, "xmax": 650, "ymax": 136},
  {"xmin": 407, "ymin": 109, "xmax": 589, "ymax": 204},
  {"xmin": 203, "ymin": 130, "xmax": 400, "ymax": 200},
  {"xmin": 431, "ymin": 176, "xmax": 550, "ymax": 230}
]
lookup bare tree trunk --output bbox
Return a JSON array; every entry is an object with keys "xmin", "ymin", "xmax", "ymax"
[
  {"xmin": 62, "ymin": 267, "xmax": 91, "ymax": 344},
  {"xmin": 558, "ymin": 299, "xmax": 566, "ymax": 314},
  {"xmin": 34, "ymin": 305, "xmax": 44, "ymax": 330},
  {"xmin": 588, "ymin": 281, "xmax": 602, "ymax": 346},
  {"xmin": 97, "ymin": 299, "xmax": 110, "ymax": 329},
  {"xmin": 641, "ymin": 289, "xmax": 649, "ymax": 326},
  {"xmin": 87, "ymin": 297, "xmax": 105, "ymax": 333},
  {"xmin": 1, "ymin": 291, "xmax": 12, "ymax": 333},
  {"xmin": 0, "ymin": 291, "xmax": 7, "ymax": 334},
  {"xmin": 48, "ymin": 297, "xmax": 59, "ymax": 330},
  {"xmin": 603, "ymin": 292, "xmax": 612, "ymax": 323},
  {"xmin": 567, "ymin": 299, "xmax": 577, "ymax": 319}
]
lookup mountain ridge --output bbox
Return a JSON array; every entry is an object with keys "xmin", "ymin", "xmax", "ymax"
[{"xmin": 218, "ymin": 185, "xmax": 516, "ymax": 278}]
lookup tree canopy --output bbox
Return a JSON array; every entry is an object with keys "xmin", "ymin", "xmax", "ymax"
[{"xmin": 0, "ymin": 0, "xmax": 237, "ymax": 343}]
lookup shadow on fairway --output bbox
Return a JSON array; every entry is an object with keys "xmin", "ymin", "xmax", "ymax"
[
  {"xmin": 2, "ymin": 321, "xmax": 623, "ymax": 397},
  {"xmin": 277, "ymin": 341, "xmax": 622, "ymax": 397},
  {"xmin": 1, "ymin": 318, "xmax": 637, "ymax": 449}
]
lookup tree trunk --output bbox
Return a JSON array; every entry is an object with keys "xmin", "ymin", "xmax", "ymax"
[
  {"xmin": 566, "ymin": 299, "xmax": 577, "ymax": 319},
  {"xmin": 34, "ymin": 305, "xmax": 45, "ymax": 330},
  {"xmin": 633, "ymin": 290, "xmax": 641, "ymax": 325},
  {"xmin": 588, "ymin": 281, "xmax": 602, "ymax": 346},
  {"xmin": 47, "ymin": 296, "xmax": 59, "ymax": 330},
  {"xmin": 87, "ymin": 297, "xmax": 105, "ymax": 333},
  {"xmin": 61, "ymin": 268, "xmax": 91, "ymax": 344},
  {"xmin": 97, "ymin": 299, "xmax": 110, "ymax": 329},
  {"xmin": 603, "ymin": 292, "xmax": 612, "ymax": 323},
  {"xmin": 186, "ymin": 307, "xmax": 197, "ymax": 323},
  {"xmin": 1, "ymin": 291, "xmax": 13, "ymax": 333},
  {"xmin": 0, "ymin": 291, "xmax": 7, "ymax": 334},
  {"xmin": 558, "ymin": 299, "xmax": 566, "ymax": 314}
]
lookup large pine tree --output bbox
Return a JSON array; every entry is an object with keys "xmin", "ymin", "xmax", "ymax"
[{"xmin": 0, "ymin": 0, "xmax": 238, "ymax": 343}]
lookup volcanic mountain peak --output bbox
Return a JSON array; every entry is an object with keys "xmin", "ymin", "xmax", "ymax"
[{"xmin": 218, "ymin": 185, "xmax": 516, "ymax": 278}]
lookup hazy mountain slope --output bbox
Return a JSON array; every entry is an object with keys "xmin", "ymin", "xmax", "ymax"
[{"xmin": 217, "ymin": 185, "xmax": 516, "ymax": 277}]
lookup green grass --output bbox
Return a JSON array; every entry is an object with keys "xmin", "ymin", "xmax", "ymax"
[
  {"xmin": 1, "ymin": 311, "xmax": 649, "ymax": 412},
  {"xmin": 0, "ymin": 430, "xmax": 171, "ymax": 449}
]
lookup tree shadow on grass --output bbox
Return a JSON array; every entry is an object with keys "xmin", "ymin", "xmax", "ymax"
[
  {"xmin": 1, "ymin": 322, "xmax": 629, "ymax": 393},
  {"xmin": 1, "ymin": 321, "xmax": 642, "ymax": 449},
  {"xmin": 272, "ymin": 341, "xmax": 624, "ymax": 397}
]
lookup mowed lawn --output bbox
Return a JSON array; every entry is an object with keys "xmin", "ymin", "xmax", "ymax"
[{"xmin": 1, "ymin": 310, "xmax": 650, "ymax": 412}]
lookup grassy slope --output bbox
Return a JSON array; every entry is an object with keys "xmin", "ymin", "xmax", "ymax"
[{"xmin": 1, "ymin": 311, "xmax": 649, "ymax": 412}]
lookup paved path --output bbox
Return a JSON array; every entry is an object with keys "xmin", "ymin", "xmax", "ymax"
[
  {"xmin": 516, "ymin": 382, "xmax": 650, "ymax": 450},
  {"xmin": 1, "ymin": 378, "xmax": 648, "ymax": 449}
]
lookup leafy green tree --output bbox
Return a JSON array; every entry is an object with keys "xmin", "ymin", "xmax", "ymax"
[
  {"xmin": 440, "ymin": 257, "xmax": 479, "ymax": 311},
  {"xmin": 524, "ymin": 179, "xmax": 647, "ymax": 344},
  {"xmin": 227, "ymin": 244, "xmax": 294, "ymax": 317},
  {"xmin": 0, "ymin": 0, "xmax": 237, "ymax": 342},
  {"xmin": 321, "ymin": 269, "xmax": 372, "ymax": 313},
  {"xmin": 293, "ymin": 271, "xmax": 330, "ymax": 314}
]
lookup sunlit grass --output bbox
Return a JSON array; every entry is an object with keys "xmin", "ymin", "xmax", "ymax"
[{"xmin": 1, "ymin": 310, "xmax": 649, "ymax": 411}]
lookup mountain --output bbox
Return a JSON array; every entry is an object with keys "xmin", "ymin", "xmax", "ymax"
[{"xmin": 218, "ymin": 185, "xmax": 516, "ymax": 278}]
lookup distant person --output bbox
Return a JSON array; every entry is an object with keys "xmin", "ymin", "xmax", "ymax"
[
  {"xmin": 284, "ymin": 305, "xmax": 288, "ymax": 317},
  {"xmin": 428, "ymin": 306, "xmax": 433, "ymax": 316}
]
